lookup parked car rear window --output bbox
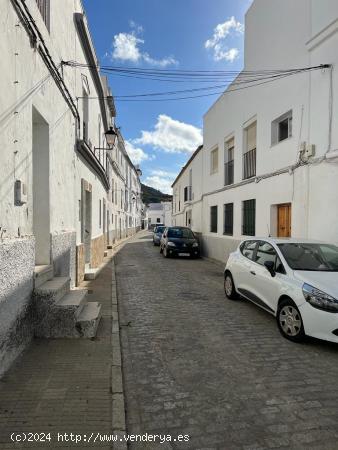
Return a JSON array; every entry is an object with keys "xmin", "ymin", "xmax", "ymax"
[
  {"xmin": 168, "ymin": 228, "xmax": 195, "ymax": 239},
  {"xmin": 278, "ymin": 243, "xmax": 338, "ymax": 271},
  {"xmin": 240, "ymin": 241, "xmax": 257, "ymax": 260},
  {"xmin": 155, "ymin": 226, "xmax": 165, "ymax": 234}
]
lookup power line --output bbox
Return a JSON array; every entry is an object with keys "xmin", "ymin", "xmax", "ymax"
[{"xmin": 71, "ymin": 65, "xmax": 329, "ymax": 102}]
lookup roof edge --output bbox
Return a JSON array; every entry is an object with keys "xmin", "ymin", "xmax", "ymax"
[{"xmin": 171, "ymin": 145, "xmax": 203, "ymax": 188}]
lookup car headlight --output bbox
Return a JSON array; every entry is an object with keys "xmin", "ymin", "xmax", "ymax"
[
  {"xmin": 192, "ymin": 242, "xmax": 199, "ymax": 248},
  {"xmin": 167, "ymin": 242, "xmax": 176, "ymax": 247},
  {"xmin": 302, "ymin": 283, "xmax": 338, "ymax": 312}
]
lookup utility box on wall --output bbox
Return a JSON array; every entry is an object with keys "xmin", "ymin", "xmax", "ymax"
[{"xmin": 15, "ymin": 180, "xmax": 27, "ymax": 205}]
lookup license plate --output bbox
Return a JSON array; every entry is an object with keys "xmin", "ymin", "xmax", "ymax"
[{"xmin": 178, "ymin": 253, "xmax": 190, "ymax": 257}]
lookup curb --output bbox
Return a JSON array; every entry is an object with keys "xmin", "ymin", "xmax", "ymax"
[{"xmin": 111, "ymin": 253, "xmax": 127, "ymax": 450}]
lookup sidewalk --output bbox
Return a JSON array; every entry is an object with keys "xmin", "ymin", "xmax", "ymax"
[{"xmin": 0, "ymin": 238, "xmax": 130, "ymax": 449}]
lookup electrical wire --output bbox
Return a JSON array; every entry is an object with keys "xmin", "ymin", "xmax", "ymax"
[{"xmin": 72, "ymin": 65, "xmax": 329, "ymax": 102}]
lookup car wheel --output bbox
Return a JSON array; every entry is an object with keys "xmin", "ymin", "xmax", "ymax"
[
  {"xmin": 224, "ymin": 272, "xmax": 238, "ymax": 300},
  {"xmin": 277, "ymin": 298, "xmax": 305, "ymax": 342}
]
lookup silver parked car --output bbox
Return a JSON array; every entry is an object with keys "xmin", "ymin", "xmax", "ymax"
[{"xmin": 153, "ymin": 225, "xmax": 165, "ymax": 246}]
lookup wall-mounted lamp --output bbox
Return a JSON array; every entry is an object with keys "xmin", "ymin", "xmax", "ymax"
[{"xmin": 94, "ymin": 127, "xmax": 118, "ymax": 152}]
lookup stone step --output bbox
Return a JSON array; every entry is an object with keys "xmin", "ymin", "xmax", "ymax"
[
  {"xmin": 34, "ymin": 276, "xmax": 70, "ymax": 304},
  {"xmin": 56, "ymin": 289, "xmax": 88, "ymax": 319},
  {"xmin": 34, "ymin": 265, "xmax": 53, "ymax": 289},
  {"xmin": 84, "ymin": 266, "xmax": 104, "ymax": 280},
  {"xmin": 76, "ymin": 302, "xmax": 102, "ymax": 338}
]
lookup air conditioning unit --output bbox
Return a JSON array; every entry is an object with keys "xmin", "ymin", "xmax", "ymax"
[{"xmin": 15, "ymin": 180, "xmax": 28, "ymax": 205}]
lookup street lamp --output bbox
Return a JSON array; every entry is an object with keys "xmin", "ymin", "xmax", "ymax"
[{"xmin": 105, "ymin": 127, "xmax": 118, "ymax": 148}]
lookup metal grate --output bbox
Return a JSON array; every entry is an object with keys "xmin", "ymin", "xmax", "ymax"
[
  {"xmin": 242, "ymin": 199, "xmax": 256, "ymax": 236},
  {"xmin": 210, "ymin": 206, "xmax": 218, "ymax": 233},
  {"xmin": 243, "ymin": 148, "xmax": 256, "ymax": 179},
  {"xmin": 224, "ymin": 160, "xmax": 234, "ymax": 186},
  {"xmin": 223, "ymin": 203, "xmax": 234, "ymax": 235},
  {"xmin": 35, "ymin": 0, "xmax": 50, "ymax": 30}
]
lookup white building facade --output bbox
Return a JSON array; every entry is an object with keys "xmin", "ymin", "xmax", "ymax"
[
  {"xmin": 146, "ymin": 202, "xmax": 172, "ymax": 228},
  {"xmin": 172, "ymin": 0, "xmax": 338, "ymax": 262},
  {"xmin": 0, "ymin": 0, "xmax": 142, "ymax": 375}
]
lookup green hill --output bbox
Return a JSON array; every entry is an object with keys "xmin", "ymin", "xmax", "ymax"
[{"xmin": 141, "ymin": 183, "xmax": 172, "ymax": 205}]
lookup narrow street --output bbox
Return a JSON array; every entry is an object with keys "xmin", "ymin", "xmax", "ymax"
[{"xmin": 117, "ymin": 231, "xmax": 338, "ymax": 450}]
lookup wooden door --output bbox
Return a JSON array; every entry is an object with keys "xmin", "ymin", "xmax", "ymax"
[{"xmin": 277, "ymin": 204, "xmax": 291, "ymax": 237}]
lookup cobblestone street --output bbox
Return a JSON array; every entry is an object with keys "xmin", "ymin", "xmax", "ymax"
[{"xmin": 117, "ymin": 232, "xmax": 338, "ymax": 450}]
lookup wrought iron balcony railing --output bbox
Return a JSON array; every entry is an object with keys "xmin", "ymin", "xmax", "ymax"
[{"xmin": 243, "ymin": 148, "xmax": 256, "ymax": 180}]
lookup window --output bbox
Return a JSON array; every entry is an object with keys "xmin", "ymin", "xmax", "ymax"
[
  {"xmin": 224, "ymin": 138, "xmax": 234, "ymax": 186},
  {"xmin": 210, "ymin": 206, "xmax": 218, "ymax": 233},
  {"xmin": 210, "ymin": 147, "xmax": 219, "ymax": 174},
  {"xmin": 99, "ymin": 200, "xmax": 102, "ymax": 228},
  {"xmin": 36, "ymin": 0, "xmax": 50, "ymax": 31},
  {"xmin": 168, "ymin": 228, "xmax": 195, "ymax": 239},
  {"xmin": 255, "ymin": 241, "xmax": 277, "ymax": 266},
  {"xmin": 271, "ymin": 110, "xmax": 292, "ymax": 145},
  {"xmin": 242, "ymin": 199, "xmax": 256, "ymax": 236},
  {"xmin": 184, "ymin": 186, "xmax": 192, "ymax": 202},
  {"xmin": 223, "ymin": 203, "xmax": 234, "ymax": 235},
  {"xmin": 278, "ymin": 243, "xmax": 338, "ymax": 272},
  {"xmin": 82, "ymin": 89, "xmax": 89, "ymax": 142},
  {"xmin": 186, "ymin": 210, "xmax": 192, "ymax": 227},
  {"xmin": 240, "ymin": 240, "xmax": 257, "ymax": 260},
  {"xmin": 243, "ymin": 122, "xmax": 256, "ymax": 179},
  {"xmin": 156, "ymin": 218, "xmax": 161, "ymax": 223}
]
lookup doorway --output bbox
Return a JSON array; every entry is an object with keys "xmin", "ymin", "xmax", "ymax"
[
  {"xmin": 103, "ymin": 198, "xmax": 106, "ymax": 245},
  {"xmin": 106, "ymin": 210, "xmax": 110, "ymax": 246},
  {"xmin": 277, "ymin": 203, "xmax": 291, "ymax": 237},
  {"xmin": 32, "ymin": 108, "xmax": 50, "ymax": 265},
  {"xmin": 81, "ymin": 180, "xmax": 92, "ymax": 267}
]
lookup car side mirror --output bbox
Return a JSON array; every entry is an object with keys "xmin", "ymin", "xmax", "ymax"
[{"xmin": 264, "ymin": 260, "xmax": 276, "ymax": 277}]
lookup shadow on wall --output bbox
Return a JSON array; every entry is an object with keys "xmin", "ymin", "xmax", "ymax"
[{"xmin": 0, "ymin": 237, "xmax": 35, "ymax": 378}]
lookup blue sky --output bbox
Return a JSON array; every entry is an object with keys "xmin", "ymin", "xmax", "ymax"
[{"xmin": 82, "ymin": 0, "xmax": 252, "ymax": 193}]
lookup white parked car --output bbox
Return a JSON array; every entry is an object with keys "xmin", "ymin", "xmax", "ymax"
[{"xmin": 224, "ymin": 238, "xmax": 338, "ymax": 343}]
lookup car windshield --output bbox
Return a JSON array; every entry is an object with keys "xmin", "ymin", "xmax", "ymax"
[
  {"xmin": 278, "ymin": 243, "xmax": 338, "ymax": 271},
  {"xmin": 167, "ymin": 228, "xmax": 194, "ymax": 239},
  {"xmin": 155, "ymin": 226, "xmax": 165, "ymax": 234}
]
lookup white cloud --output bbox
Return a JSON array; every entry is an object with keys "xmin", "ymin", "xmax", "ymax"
[
  {"xmin": 205, "ymin": 16, "xmax": 243, "ymax": 62},
  {"xmin": 134, "ymin": 114, "xmax": 202, "ymax": 154},
  {"xmin": 125, "ymin": 140, "xmax": 154, "ymax": 165},
  {"xmin": 142, "ymin": 53, "xmax": 178, "ymax": 68},
  {"xmin": 112, "ymin": 23, "xmax": 178, "ymax": 67},
  {"xmin": 215, "ymin": 47, "xmax": 239, "ymax": 62},
  {"xmin": 143, "ymin": 175, "xmax": 173, "ymax": 194},
  {"xmin": 129, "ymin": 20, "xmax": 143, "ymax": 34},
  {"xmin": 150, "ymin": 169, "xmax": 178, "ymax": 178},
  {"xmin": 112, "ymin": 33, "xmax": 143, "ymax": 62}
]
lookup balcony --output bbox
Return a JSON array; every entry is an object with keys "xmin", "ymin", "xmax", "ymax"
[
  {"xmin": 224, "ymin": 160, "xmax": 234, "ymax": 186},
  {"xmin": 76, "ymin": 139, "xmax": 109, "ymax": 191},
  {"xmin": 243, "ymin": 148, "xmax": 256, "ymax": 180}
]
